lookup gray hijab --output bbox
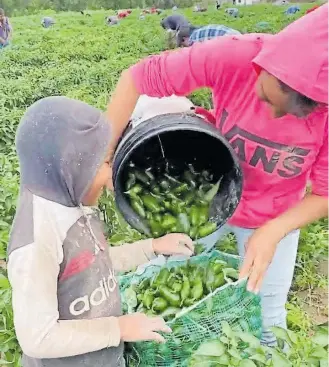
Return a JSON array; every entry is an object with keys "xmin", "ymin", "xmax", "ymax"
[{"xmin": 15, "ymin": 96, "xmax": 111, "ymax": 207}]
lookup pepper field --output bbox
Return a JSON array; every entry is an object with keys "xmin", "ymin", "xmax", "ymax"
[{"xmin": 0, "ymin": 4, "xmax": 327, "ymax": 366}]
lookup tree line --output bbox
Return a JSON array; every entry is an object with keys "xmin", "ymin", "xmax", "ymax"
[{"xmin": 1, "ymin": 0, "xmax": 199, "ymax": 16}]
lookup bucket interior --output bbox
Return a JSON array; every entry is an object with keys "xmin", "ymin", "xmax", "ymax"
[{"xmin": 116, "ymin": 129, "xmax": 242, "ymax": 236}]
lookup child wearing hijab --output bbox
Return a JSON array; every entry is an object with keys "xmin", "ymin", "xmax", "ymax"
[{"xmin": 8, "ymin": 96, "xmax": 194, "ymax": 367}]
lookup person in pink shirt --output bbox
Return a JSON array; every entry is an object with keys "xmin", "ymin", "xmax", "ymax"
[{"xmin": 106, "ymin": 4, "xmax": 328, "ymax": 345}]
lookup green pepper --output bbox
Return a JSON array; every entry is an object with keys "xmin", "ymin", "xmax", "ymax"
[
  {"xmin": 214, "ymin": 272, "xmax": 225, "ymax": 289},
  {"xmin": 171, "ymin": 281, "xmax": 183, "ymax": 293},
  {"xmin": 149, "ymin": 219, "xmax": 164, "ymax": 237},
  {"xmin": 164, "ymin": 201, "xmax": 171, "ymax": 210},
  {"xmin": 138, "ymin": 278, "xmax": 150, "ymax": 291},
  {"xmin": 127, "ymin": 183, "xmax": 143, "ymax": 196},
  {"xmin": 152, "ymin": 297, "xmax": 168, "ymax": 312},
  {"xmin": 145, "ymin": 169, "xmax": 155, "ymax": 182},
  {"xmin": 142, "ymin": 289, "xmax": 155, "ymax": 309},
  {"xmin": 171, "ymin": 201, "xmax": 186, "ymax": 215},
  {"xmin": 154, "ymin": 213, "xmax": 162, "ymax": 222},
  {"xmin": 131, "ymin": 199, "xmax": 146, "ymax": 218},
  {"xmin": 199, "ymin": 206, "xmax": 209, "ymax": 225},
  {"xmin": 198, "ymin": 222, "xmax": 217, "ymax": 238},
  {"xmin": 159, "ymin": 307, "xmax": 180, "ymax": 321},
  {"xmin": 159, "ymin": 179, "xmax": 171, "ymax": 191},
  {"xmin": 201, "ymin": 170, "xmax": 214, "ymax": 182},
  {"xmin": 142, "ymin": 194, "xmax": 161, "ymax": 213},
  {"xmin": 190, "ymin": 206, "xmax": 200, "ymax": 227},
  {"xmin": 173, "ymin": 183, "xmax": 189, "ymax": 195},
  {"xmin": 180, "ymin": 275, "xmax": 191, "ymax": 306},
  {"xmin": 190, "ymin": 279, "xmax": 203, "ymax": 301},
  {"xmin": 203, "ymin": 178, "xmax": 221, "ymax": 202},
  {"xmin": 135, "ymin": 170, "xmax": 151, "ymax": 186},
  {"xmin": 205, "ymin": 266, "xmax": 216, "ymax": 293},
  {"xmin": 194, "ymin": 244, "xmax": 205, "ymax": 255},
  {"xmin": 125, "ymin": 173, "xmax": 136, "ymax": 190},
  {"xmin": 183, "ymin": 170, "xmax": 197, "ymax": 187},
  {"xmin": 189, "ymin": 227, "xmax": 198, "ymax": 239},
  {"xmin": 164, "ymin": 173, "xmax": 181, "ymax": 185},
  {"xmin": 183, "ymin": 298, "xmax": 195, "ymax": 307},
  {"xmin": 183, "ymin": 191, "xmax": 195, "ymax": 205},
  {"xmin": 153, "ymin": 268, "xmax": 170, "ymax": 286},
  {"xmin": 159, "ymin": 285, "xmax": 181, "ymax": 307},
  {"xmin": 162, "ymin": 214, "xmax": 177, "ymax": 230},
  {"xmin": 150, "ymin": 184, "xmax": 161, "ymax": 195},
  {"xmin": 177, "ymin": 213, "xmax": 190, "ymax": 234}
]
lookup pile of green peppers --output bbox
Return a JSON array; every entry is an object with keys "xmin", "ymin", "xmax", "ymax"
[
  {"xmin": 125, "ymin": 161, "xmax": 222, "ymax": 239},
  {"xmin": 125, "ymin": 259, "xmax": 237, "ymax": 320}
]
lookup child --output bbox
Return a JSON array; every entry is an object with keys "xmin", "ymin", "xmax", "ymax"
[{"xmin": 8, "ymin": 96, "xmax": 194, "ymax": 367}]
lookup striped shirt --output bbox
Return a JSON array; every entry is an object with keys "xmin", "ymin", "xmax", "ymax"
[{"xmin": 189, "ymin": 25, "xmax": 241, "ymax": 45}]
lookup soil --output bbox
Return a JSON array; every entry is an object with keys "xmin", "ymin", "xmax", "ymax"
[{"xmin": 297, "ymin": 258, "xmax": 328, "ymax": 325}]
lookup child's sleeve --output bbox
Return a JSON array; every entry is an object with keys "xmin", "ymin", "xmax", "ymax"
[
  {"xmin": 108, "ymin": 239, "xmax": 155, "ymax": 272},
  {"xmin": 7, "ymin": 241, "xmax": 122, "ymax": 359}
]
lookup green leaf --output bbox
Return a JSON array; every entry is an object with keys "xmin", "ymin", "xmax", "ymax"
[
  {"xmin": 0, "ymin": 274, "xmax": 10, "ymax": 289},
  {"xmin": 194, "ymin": 340, "xmax": 226, "ymax": 357},
  {"xmin": 250, "ymin": 353, "xmax": 267, "ymax": 363},
  {"xmin": 234, "ymin": 331, "xmax": 261, "ymax": 348},
  {"xmin": 269, "ymin": 349, "xmax": 292, "ymax": 367},
  {"xmin": 228, "ymin": 347, "xmax": 242, "ymax": 360},
  {"xmin": 239, "ymin": 360, "xmax": 257, "ymax": 367},
  {"xmin": 312, "ymin": 329, "xmax": 329, "ymax": 347},
  {"xmin": 222, "ymin": 321, "xmax": 234, "ymax": 338},
  {"xmin": 310, "ymin": 346, "xmax": 328, "ymax": 359},
  {"xmin": 270, "ymin": 327, "xmax": 292, "ymax": 346}
]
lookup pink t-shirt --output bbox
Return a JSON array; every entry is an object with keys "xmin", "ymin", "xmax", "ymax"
[{"xmin": 130, "ymin": 5, "xmax": 328, "ymax": 228}]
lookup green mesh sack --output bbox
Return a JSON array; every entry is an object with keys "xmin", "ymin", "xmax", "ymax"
[{"xmin": 120, "ymin": 250, "xmax": 262, "ymax": 367}]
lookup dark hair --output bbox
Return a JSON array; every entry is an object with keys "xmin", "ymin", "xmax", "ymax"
[
  {"xmin": 176, "ymin": 25, "xmax": 199, "ymax": 46},
  {"xmin": 279, "ymin": 80, "xmax": 318, "ymax": 115}
]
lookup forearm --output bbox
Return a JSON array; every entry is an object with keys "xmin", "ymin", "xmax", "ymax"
[
  {"xmin": 108, "ymin": 239, "xmax": 155, "ymax": 272},
  {"xmin": 107, "ymin": 69, "xmax": 140, "ymax": 157},
  {"xmin": 267, "ymin": 193, "xmax": 328, "ymax": 238},
  {"xmin": 17, "ymin": 316, "xmax": 121, "ymax": 359}
]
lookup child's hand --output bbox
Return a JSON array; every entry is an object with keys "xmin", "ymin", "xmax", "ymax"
[
  {"xmin": 153, "ymin": 233, "xmax": 194, "ymax": 257},
  {"xmin": 118, "ymin": 313, "xmax": 171, "ymax": 343}
]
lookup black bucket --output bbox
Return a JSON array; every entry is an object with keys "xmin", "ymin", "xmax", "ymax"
[{"xmin": 113, "ymin": 113, "xmax": 243, "ymax": 237}]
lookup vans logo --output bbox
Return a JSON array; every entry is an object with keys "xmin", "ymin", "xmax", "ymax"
[
  {"xmin": 223, "ymin": 124, "xmax": 311, "ymax": 178},
  {"xmin": 69, "ymin": 271, "xmax": 117, "ymax": 316}
]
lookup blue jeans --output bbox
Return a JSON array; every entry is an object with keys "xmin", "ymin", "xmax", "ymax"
[{"xmin": 198, "ymin": 224, "xmax": 300, "ymax": 346}]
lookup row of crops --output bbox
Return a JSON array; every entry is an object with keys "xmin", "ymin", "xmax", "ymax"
[{"xmin": 0, "ymin": 4, "xmax": 327, "ymax": 366}]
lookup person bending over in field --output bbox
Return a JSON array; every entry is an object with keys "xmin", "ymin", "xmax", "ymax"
[
  {"xmin": 106, "ymin": 15, "xmax": 119, "ymax": 26},
  {"xmin": 160, "ymin": 14, "xmax": 191, "ymax": 32},
  {"xmin": 41, "ymin": 16, "xmax": 55, "ymax": 28},
  {"xmin": 0, "ymin": 8, "xmax": 12, "ymax": 49},
  {"xmin": 106, "ymin": 4, "xmax": 328, "ymax": 347},
  {"xmin": 176, "ymin": 24, "xmax": 241, "ymax": 47},
  {"xmin": 8, "ymin": 96, "xmax": 194, "ymax": 367}
]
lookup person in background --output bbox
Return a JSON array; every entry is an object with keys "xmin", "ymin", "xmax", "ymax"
[
  {"xmin": 177, "ymin": 24, "xmax": 241, "ymax": 47},
  {"xmin": 0, "ymin": 8, "xmax": 12, "ymax": 49},
  {"xmin": 216, "ymin": 0, "xmax": 221, "ymax": 10},
  {"xmin": 41, "ymin": 16, "xmax": 55, "ymax": 28},
  {"xmin": 225, "ymin": 7, "xmax": 239, "ymax": 17},
  {"xmin": 156, "ymin": 8, "xmax": 164, "ymax": 15},
  {"xmin": 117, "ymin": 10, "xmax": 129, "ymax": 19},
  {"xmin": 8, "ymin": 96, "xmax": 194, "ymax": 367},
  {"xmin": 285, "ymin": 5, "xmax": 300, "ymax": 15},
  {"xmin": 172, "ymin": 5, "xmax": 178, "ymax": 11},
  {"xmin": 105, "ymin": 5, "xmax": 328, "ymax": 347},
  {"xmin": 160, "ymin": 14, "xmax": 191, "ymax": 31},
  {"xmin": 106, "ymin": 15, "xmax": 119, "ymax": 26}
]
